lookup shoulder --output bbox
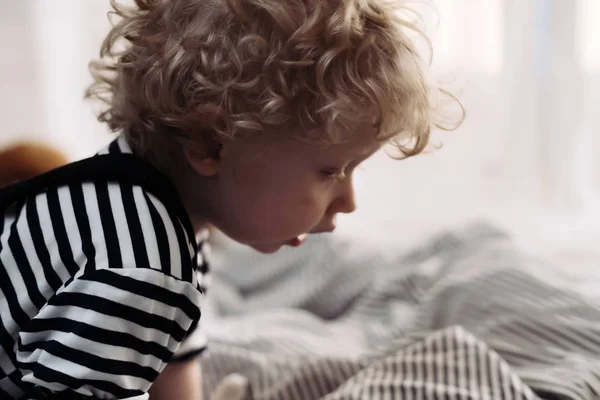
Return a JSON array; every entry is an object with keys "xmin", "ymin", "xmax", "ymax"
[
  {"xmin": 96, "ymin": 134, "xmax": 134, "ymax": 155},
  {"xmin": 3, "ymin": 154, "xmax": 198, "ymax": 286},
  {"xmin": 56, "ymin": 177, "xmax": 198, "ymax": 282},
  {"xmin": 2, "ymin": 134, "xmax": 199, "ymax": 283}
]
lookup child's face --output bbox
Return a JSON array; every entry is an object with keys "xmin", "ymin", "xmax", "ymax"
[{"xmin": 192, "ymin": 125, "xmax": 381, "ymax": 253}]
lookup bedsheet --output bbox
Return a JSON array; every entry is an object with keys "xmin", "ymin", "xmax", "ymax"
[{"xmin": 201, "ymin": 223, "xmax": 600, "ymax": 399}]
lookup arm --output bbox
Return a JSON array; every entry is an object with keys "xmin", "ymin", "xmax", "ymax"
[
  {"xmin": 149, "ymin": 360, "xmax": 203, "ymax": 400},
  {"xmin": 149, "ymin": 306, "xmax": 208, "ymax": 400}
]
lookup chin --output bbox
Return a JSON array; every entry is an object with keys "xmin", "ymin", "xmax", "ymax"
[{"xmin": 249, "ymin": 243, "xmax": 282, "ymax": 254}]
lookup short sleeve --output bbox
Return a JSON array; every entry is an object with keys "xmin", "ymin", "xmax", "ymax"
[
  {"xmin": 171, "ymin": 238, "xmax": 211, "ymax": 362},
  {"xmin": 171, "ymin": 318, "xmax": 208, "ymax": 362},
  {"xmin": 16, "ymin": 267, "xmax": 202, "ymax": 399},
  {"xmin": 7, "ymin": 177, "xmax": 206, "ymax": 398}
]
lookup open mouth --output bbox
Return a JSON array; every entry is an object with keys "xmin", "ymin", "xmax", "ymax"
[{"xmin": 285, "ymin": 233, "xmax": 308, "ymax": 247}]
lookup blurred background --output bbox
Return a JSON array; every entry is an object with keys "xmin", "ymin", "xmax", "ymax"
[{"xmin": 1, "ymin": 0, "xmax": 599, "ymax": 266}]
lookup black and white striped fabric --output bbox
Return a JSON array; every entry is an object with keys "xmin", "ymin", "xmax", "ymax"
[
  {"xmin": 0, "ymin": 136, "xmax": 209, "ymax": 399},
  {"xmin": 201, "ymin": 223, "xmax": 600, "ymax": 400}
]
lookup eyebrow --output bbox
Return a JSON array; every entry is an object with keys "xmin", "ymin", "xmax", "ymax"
[
  {"xmin": 316, "ymin": 141, "xmax": 380, "ymax": 167},
  {"xmin": 333, "ymin": 149, "xmax": 378, "ymax": 171},
  {"xmin": 352, "ymin": 146, "xmax": 380, "ymax": 165}
]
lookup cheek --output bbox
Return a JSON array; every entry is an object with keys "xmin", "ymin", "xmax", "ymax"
[
  {"xmin": 299, "ymin": 195, "xmax": 321, "ymax": 214},
  {"xmin": 214, "ymin": 158, "xmax": 330, "ymax": 241},
  {"xmin": 253, "ymin": 190, "xmax": 322, "ymax": 228},
  {"xmin": 230, "ymin": 184, "xmax": 326, "ymax": 238}
]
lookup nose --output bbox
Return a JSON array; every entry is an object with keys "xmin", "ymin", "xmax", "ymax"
[{"xmin": 330, "ymin": 178, "xmax": 357, "ymax": 215}]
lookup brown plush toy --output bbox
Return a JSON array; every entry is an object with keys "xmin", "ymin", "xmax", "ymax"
[{"xmin": 0, "ymin": 142, "xmax": 70, "ymax": 187}]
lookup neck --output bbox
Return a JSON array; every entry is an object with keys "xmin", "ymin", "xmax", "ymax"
[
  {"xmin": 152, "ymin": 144, "xmax": 211, "ymax": 234},
  {"xmin": 172, "ymin": 167, "xmax": 212, "ymax": 234}
]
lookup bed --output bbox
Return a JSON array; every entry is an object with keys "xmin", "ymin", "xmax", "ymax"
[{"xmin": 200, "ymin": 222, "xmax": 600, "ymax": 400}]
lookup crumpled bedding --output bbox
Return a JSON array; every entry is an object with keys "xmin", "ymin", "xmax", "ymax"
[{"xmin": 201, "ymin": 223, "xmax": 600, "ymax": 399}]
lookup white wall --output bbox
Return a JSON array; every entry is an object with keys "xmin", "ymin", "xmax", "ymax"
[
  {"xmin": 0, "ymin": 0, "xmax": 114, "ymax": 159},
  {"xmin": 0, "ymin": 2, "xmax": 46, "ymax": 146}
]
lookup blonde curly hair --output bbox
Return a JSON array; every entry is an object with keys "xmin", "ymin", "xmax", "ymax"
[{"xmin": 87, "ymin": 0, "xmax": 461, "ymax": 160}]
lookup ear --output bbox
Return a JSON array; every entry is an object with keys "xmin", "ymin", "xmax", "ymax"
[{"xmin": 183, "ymin": 148, "xmax": 221, "ymax": 177}]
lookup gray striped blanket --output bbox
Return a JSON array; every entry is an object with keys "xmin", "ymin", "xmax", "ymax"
[{"xmin": 201, "ymin": 223, "xmax": 600, "ymax": 399}]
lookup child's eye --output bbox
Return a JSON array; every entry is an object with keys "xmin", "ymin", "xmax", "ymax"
[{"xmin": 320, "ymin": 168, "xmax": 346, "ymax": 181}]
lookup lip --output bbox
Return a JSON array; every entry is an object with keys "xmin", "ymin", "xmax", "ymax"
[{"xmin": 285, "ymin": 234, "xmax": 307, "ymax": 247}]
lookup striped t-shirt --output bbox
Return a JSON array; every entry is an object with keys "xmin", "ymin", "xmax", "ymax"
[{"xmin": 0, "ymin": 136, "xmax": 209, "ymax": 400}]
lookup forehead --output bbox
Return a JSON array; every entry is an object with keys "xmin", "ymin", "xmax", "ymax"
[
  {"xmin": 230, "ymin": 122, "xmax": 382, "ymax": 169},
  {"xmin": 258, "ymin": 136, "xmax": 379, "ymax": 169},
  {"xmin": 311, "ymin": 135, "xmax": 381, "ymax": 161},
  {"xmin": 277, "ymin": 122, "xmax": 382, "ymax": 162}
]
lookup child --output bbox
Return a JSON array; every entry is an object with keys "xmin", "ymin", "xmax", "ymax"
[{"xmin": 0, "ymin": 0, "xmax": 459, "ymax": 398}]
